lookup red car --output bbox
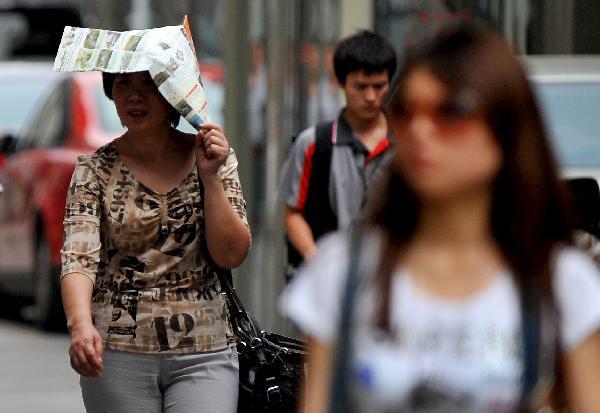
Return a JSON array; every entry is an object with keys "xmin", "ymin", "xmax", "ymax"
[
  {"xmin": 0, "ymin": 70, "xmax": 123, "ymax": 329},
  {"xmin": 0, "ymin": 61, "xmax": 62, "ymax": 167},
  {"xmin": 0, "ymin": 63, "xmax": 224, "ymax": 330}
]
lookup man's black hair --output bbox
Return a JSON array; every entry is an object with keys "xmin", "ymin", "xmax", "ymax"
[
  {"xmin": 333, "ymin": 30, "xmax": 397, "ymax": 85},
  {"xmin": 102, "ymin": 71, "xmax": 181, "ymax": 127}
]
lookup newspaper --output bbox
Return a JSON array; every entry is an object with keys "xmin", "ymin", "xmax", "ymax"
[{"xmin": 53, "ymin": 18, "xmax": 211, "ymax": 129}]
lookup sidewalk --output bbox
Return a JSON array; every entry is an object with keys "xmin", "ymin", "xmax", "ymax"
[{"xmin": 0, "ymin": 320, "xmax": 83, "ymax": 413}]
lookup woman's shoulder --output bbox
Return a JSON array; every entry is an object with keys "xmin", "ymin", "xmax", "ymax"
[
  {"xmin": 299, "ymin": 227, "xmax": 384, "ymax": 278},
  {"xmin": 73, "ymin": 141, "xmax": 119, "ymax": 181},
  {"xmin": 553, "ymin": 245, "xmax": 600, "ymax": 350},
  {"xmin": 280, "ymin": 226, "xmax": 384, "ymax": 343},
  {"xmin": 218, "ymin": 148, "xmax": 241, "ymax": 180},
  {"xmin": 554, "ymin": 245, "xmax": 600, "ymax": 280},
  {"xmin": 76, "ymin": 141, "xmax": 118, "ymax": 165},
  {"xmin": 553, "ymin": 245, "xmax": 600, "ymax": 294}
]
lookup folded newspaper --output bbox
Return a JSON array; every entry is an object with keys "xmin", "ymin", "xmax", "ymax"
[{"xmin": 53, "ymin": 17, "xmax": 212, "ymax": 129}]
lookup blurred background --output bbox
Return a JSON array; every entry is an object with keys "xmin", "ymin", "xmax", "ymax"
[{"xmin": 0, "ymin": 0, "xmax": 599, "ymax": 410}]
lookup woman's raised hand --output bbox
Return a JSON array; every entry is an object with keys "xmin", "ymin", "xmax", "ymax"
[{"xmin": 195, "ymin": 123, "xmax": 230, "ymax": 178}]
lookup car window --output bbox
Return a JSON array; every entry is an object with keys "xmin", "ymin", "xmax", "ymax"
[
  {"xmin": 0, "ymin": 74, "xmax": 56, "ymax": 132},
  {"xmin": 202, "ymin": 79, "xmax": 224, "ymax": 128},
  {"xmin": 94, "ymin": 84, "xmax": 125, "ymax": 134},
  {"xmin": 534, "ymin": 82, "xmax": 600, "ymax": 167},
  {"xmin": 18, "ymin": 79, "xmax": 69, "ymax": 150}
]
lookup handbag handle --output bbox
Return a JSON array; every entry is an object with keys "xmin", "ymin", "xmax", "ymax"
[
  {"xmin": 215, "ymin": 268, "xmax": 263, "ymax": 340},
  {"xmin": 198, "ymin": 177, "xmax": 262, "ymax": 340},
  {"xmin": 520, "ymin": 287, "xmax": 558, "ymax": 410},
  {"xmin": 215, "ymin": 268, "xmax": 246, "ymax": 316},
  {"xmin": 329, "ymin": 227, "xmax": 363, "ymax": 413}
]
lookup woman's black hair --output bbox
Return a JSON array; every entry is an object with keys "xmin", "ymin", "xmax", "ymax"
[{"xmin": 102, "ymin": 71, "xmax": 181, "ymax": 128}]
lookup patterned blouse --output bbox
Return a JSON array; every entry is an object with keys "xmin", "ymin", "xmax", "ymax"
[{"xmin": 60, "ymin": 141, "xmax": 248, "ymax": 354}]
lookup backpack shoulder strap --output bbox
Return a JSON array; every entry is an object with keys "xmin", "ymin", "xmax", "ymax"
[
  {"xmin": 311, "ymin": 120, "xmax": 335, "ymax": 176},
  {"xmin": 304, "ymin": 119, "xmax": 336, "ymax": 237},
  {"xmin": 285, "ymin": 120, "xmax": 337, "ymax": 270}
]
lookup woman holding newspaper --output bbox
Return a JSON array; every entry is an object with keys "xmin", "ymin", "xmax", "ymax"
[{"xmin": 59, "ymin": 69, "xmax": 250, "ymax": 412}]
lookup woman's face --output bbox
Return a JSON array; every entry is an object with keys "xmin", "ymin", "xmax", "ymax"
[
  {"xmin": 390, "ymin": 66, "xmax": 503, "ymax": 202},
  {"xmin": 111, "ymin": 71, "xmax": 173, "ymax": 133}
]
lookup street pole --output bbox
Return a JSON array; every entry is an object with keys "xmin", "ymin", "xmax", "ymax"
[
  {"xmin": 128, "ymin": 0, "xmax": 152, "ymax": 29},
  {"xmin": 223, "ymin": 0, "xmax": 255, "ymax": 318},
  {"xmin": 256, "ymin": 0, "xmax": 288, "ymax": 331}
]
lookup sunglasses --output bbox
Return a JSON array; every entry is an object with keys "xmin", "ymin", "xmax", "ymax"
[{"xmin": 390, "ymin": 90, "xmax": 482, "ymax": 131}]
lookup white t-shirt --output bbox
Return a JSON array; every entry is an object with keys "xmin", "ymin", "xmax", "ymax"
[{"xmin": 280, "ymin": 231, "xmax": 600, "ymax": 413}]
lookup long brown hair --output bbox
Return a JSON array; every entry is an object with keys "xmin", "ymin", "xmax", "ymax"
[{"xmin": 366, "ymin": 24, "xmax": 573, "ymax": 330}]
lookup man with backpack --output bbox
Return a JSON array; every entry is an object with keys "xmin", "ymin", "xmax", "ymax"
[{"xmin": 277, "ymin": 30, "xmax": 397, "ymax": 281}]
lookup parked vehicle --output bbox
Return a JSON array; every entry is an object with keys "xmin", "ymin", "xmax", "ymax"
[
  {"xmin": 0, "ymin": 70, "xmax": 121, "ymax": 329},
  {"xmin": 0, "ymin": 63, "xmax": 224, "ymax": 330},
  {"xmin": 527, "ymin": 55, "xmax": 600, "ymax": 182},
  {"xmin": 527, "ymin": 55, "xmax": 600, "ymax": 237},
  {"xmin": 0, "ymin": 61, "xmax": 60, "ymax": 163}
]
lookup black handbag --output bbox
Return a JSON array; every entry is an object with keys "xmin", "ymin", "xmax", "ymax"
[{"xmin": 216, "ymin": 270, "xmax": 308, "ymax": 413}]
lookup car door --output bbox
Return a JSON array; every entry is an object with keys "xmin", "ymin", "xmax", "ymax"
[{"xmin": 0, "ymin": 78, "xmax": 70, "ymax": 295}]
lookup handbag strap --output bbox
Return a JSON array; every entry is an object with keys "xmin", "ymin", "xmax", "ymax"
[
  {"xmin": 197, "ymin": 176, "xmax": 262, "ymax": 340},
  {"xmin": 330, "ymin": 227, "xmax": 363, "ymax": 413},
  {"xmin": 215, "ymin": 268, "xmax": 246, "ymax": 316},
  {"xmin": 520, "ymin": 288, "xmax": 558, "ymax": 410},
  {"xmin": 215, "ymin": 268, "xmax": 262, "ymax": 338}
]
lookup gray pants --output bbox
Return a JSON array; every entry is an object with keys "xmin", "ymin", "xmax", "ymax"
[{"xmin": 80, "ymin": 347, "xmax": 238, "ymax": 413}]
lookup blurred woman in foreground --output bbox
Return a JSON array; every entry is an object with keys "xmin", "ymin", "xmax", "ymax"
[{"xmin": 281, "ymin": 24, "xmax": 600, "ymax": 412}]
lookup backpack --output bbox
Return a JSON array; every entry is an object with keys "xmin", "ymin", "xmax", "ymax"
[{"xmin": 285, "ymin": 120, "xmax": 338, "ymax": 279}]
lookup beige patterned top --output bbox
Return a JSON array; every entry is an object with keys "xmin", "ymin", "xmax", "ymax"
[{"xmin": 61, "ymin": 141, "xmax": 248, "ymax": 354}]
